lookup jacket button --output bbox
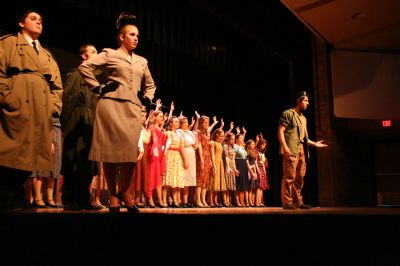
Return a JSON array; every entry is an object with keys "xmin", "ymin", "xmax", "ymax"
[{"xmin": 26, "ymin": 100, "xmax": 29, "ymax": 103}]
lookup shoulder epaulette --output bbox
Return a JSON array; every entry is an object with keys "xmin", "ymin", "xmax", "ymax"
[
  {"xmin": 0, "ymin": 33, "xmax": 16, "ymax": 41},
  {"xmin": 42, "ymin": 46, "xmax": 59, "ymax": 64}
]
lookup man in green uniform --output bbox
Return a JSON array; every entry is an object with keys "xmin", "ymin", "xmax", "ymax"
[{"xmin": 278, "ymin": 91, "xmax": 327, "ymax": 209}]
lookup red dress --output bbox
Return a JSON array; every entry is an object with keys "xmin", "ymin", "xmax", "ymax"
[
  {"xmin": 257, "ymin": 151, "xmax": 270, "ymax": 190},
  {"xmin": 196, "ymin": 130, "xmax": 212, "ymax": 188},
  {"xmin": 147, "ymin": 124, "xmax": 167, "ymax": 198}
]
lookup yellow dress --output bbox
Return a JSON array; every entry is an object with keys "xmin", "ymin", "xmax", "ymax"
[{"xmin": 209, "ymin": 141, "xmax": 227, "ymax": 191}]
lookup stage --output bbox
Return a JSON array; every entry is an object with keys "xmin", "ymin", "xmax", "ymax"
[{"xmin": 1, "ymin": 206, "xmax": 400, "ymax": 265}]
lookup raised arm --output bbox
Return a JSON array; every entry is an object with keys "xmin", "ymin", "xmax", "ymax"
[
  {"xmin": 192, "ymin": 111, "xmax": 200, "ymax": 131},
  {"xmin": 155, "ymin": 98, "xmax": 162, "ymax": 111},
  {"xmin": 218, "ymin": 118, "xmax": 225, "ymax": 130},
  {"xmin": 207, "ymin": 116, "xmax": 218, "ymax": 134},
  {"xmin": 236, "ymin": 126, "xmax": 241, "ymax": 135},
  {"xmin": 167, "ymin": 101, "xmax": 175, "ymax": 121},
  {"xmin": 242, "ymin": 127, "xmax": 247, "ymax": 140},
  {"xmin": 225, "ymin": 121, "xmax": 234, "ymax": 136},
  {"xmin": 188, "ymin": 116, "xmax": 195, "ymax": 131}
]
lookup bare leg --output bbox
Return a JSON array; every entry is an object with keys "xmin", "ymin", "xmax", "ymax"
[
  {"xmin": 119, "ymin": 162, "xmax": 135, "ymax": 207},
  {"xmin": 195, "ymin": 186, "xmax": 204, "ymax": 207},
  {"xmin": 201, "ymin": 187, "xmax": 208, "ymax": 207},
  {"xmin": 24, "ymin": 177, "xmax": 33, "ymax": 204},
  {"xmin": 45, "ymin": 177, "xmax": 56, "ymax": 206},
  {"xmin": 102, "ymin": 163, "xmax": 119, "ymax": 208},
  {"xmin": 182, "ymin": 187, "xmax": 189, "ymax": 204},
  {"xmin": 55, "ymin": 175, "xmax": 63, "ymax": 206},
  {"xmin": 33, "ymin": 177, "xmax": 45, "ymax": 206}
]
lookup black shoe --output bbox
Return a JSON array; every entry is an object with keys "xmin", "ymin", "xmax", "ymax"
[
  {"xmin": 45, "ymin": 200, "xmax": 59, "ymax": 208},
  {"xmin": 32, "ymin": 200, "xmax": 51, "ymax": 209},
  {"xmin": 135, "ymin": 202, "xmax": 145, "ymax": 208},
  {"xmin": 283, "ymin": 203, "xmax": 296, "ymax": 209},
  {"xmin": 126, "ymin": 204, "xmax": 139, "ymax": 214},
  {"xmin": 298, "ymin": 204, "xmax": 312, "ymax": 209}
]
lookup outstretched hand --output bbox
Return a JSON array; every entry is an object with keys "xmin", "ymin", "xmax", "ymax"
[{"xmin": 315, "ymin": 140, "xmax": 328, "ymax": 148}]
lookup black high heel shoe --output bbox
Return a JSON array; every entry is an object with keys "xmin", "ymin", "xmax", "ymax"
[
  {"xmin": 126, "ymin": 204, "xmax": 139, "ymax": 214},
  {"xmin": 147, "ymin": 198, "xmax": 156, "ymax": 208},
  {"xmin": 32, "ymin": 200, "xmax": 50, "ymax": 209},
  {"xmin": 172, "ymin": 202, "xmax": 181, "ymax": 208},
  {"xmin": 45, "ymin": 199, "xmax": 58, "ymax": 208}
]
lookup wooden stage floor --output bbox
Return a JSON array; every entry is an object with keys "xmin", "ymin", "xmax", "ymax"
[
  {"xmin": 2, "ymin": 206, "xmax": 400, "ymax": 265},
  {"xmin": 25, "ymin": 205, "xmax": 400, "ymax": 215}
]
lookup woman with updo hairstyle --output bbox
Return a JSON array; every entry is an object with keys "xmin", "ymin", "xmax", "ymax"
[{"xmin": 79, "ymin": 12, "xmax": 157, "ymax": 212}]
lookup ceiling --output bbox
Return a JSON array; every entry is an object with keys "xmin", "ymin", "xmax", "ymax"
[{"xmin": 280, "ymin": 0, "xmax": 400, "ymax": 53}]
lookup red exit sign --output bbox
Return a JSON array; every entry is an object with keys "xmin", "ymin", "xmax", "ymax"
[{"xmin": 382, "ymin": 120, "xmax": 392, "ymax": 127}]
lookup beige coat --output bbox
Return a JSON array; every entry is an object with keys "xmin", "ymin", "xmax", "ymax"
[{"xmin": 0, "ymin": 33, "xmax": 63, "ymax": 171}]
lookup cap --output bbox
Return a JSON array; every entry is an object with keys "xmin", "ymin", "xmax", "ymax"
[{"xmin": 296, "ymin": 91, "xmax": 308, "ymax": 102}]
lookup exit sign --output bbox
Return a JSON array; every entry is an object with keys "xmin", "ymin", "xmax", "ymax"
[{"xmin": 382, "ymin": 120, "xmax": 392, "ymax": 127}]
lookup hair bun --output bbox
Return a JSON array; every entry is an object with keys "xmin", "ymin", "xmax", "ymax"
[{"xmin": 116, "ymin": 12, "xmax": 137, "ymax": 31}]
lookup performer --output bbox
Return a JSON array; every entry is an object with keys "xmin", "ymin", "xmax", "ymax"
[
  {"xmin": 0, "ymin": 10, "xmax": 62, "ymax": 211},
  {"xmin": 278, "ymin": 91, "xmax": 327, "ymax": 209},
  {"xmin": 79, "ymin": 12, "xmax": 156, "ymax": 212}
]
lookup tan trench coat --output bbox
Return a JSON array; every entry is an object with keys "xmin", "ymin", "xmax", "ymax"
[{"xmin": 0, "ymin": 33, "xmax": 63, "ymax": 172}]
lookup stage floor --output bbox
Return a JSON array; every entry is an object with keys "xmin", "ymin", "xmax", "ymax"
[
  {"xmin": 10, "ymin": 205, "xmax": 400, "ymax": 216},
  {"xmin": 2, "ymin": 206, "xmax": 400, "ymax": 266},
  {"xmin": 15, "ymin": 205, "xmax": 400, "ymax": 215}
]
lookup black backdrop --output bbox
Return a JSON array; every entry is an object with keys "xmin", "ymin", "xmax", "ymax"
[{"xmin": 0, "ymin": 0, "xmax": 317, "ymax": 206}]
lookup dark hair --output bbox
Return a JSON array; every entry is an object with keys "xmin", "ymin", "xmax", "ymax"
[
  {"xmin": 166, "ymin": 116, "xmax": 178, "ymax": 131},
  {"xmin": 179, "ymin": 116, "xmax": 188, "ymax": 127},
  {"xmin": 225, "ymin": 132, "xmax": 235, "ymax": 142},
  {"xmin": 79, "ymin": 43, "xmax": 95, "ymax": 61},
  {"xmin": 245, "ymin": 139, "xmax": 257, "ymax": 159},
  {"xmin": 17, "ymin": 10, "xmax": 43, "ymax": 30},
  {"xmin": 116, "ymin": 12, "xmax": 137, "ymax": 33},
  {"xmin": 198, "ymin": 115, "xmax": 209, "ymax": 132},
  {"xmin": 211, "ymin": 128, "xmax": 223, "ymax": 141},
  {"xmin": 256, "ymin": 138, "xmax": 268, "ymax": 153},
  {"xmin": 295, "ymin": 90, "xmax": 308, "ymax": 103}
]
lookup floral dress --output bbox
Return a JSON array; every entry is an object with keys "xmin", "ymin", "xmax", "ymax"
[{"xmin": 164, "ymin": 130, "xmax": 185, "ymax": 188}]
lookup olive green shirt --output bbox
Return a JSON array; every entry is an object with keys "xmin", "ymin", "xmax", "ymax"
[{"xmin": 279, "ymin": 108, "xmax": 309, "ymax": 157}]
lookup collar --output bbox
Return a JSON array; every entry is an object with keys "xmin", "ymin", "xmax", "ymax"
[{"xmin": 22, "ymin": 34, "xmax": 40, "ymax": 50}]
